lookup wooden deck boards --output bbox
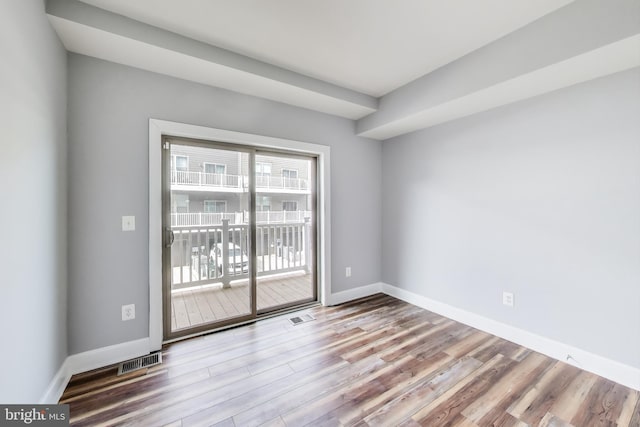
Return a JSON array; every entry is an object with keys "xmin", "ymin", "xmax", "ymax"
[
  {"xmin": 61, "ymin": 295, "xmax": 640, "ymax": 426},
  {"xmin": 171, "ymin": 271, "xmax": 314, "ymax": 331}
]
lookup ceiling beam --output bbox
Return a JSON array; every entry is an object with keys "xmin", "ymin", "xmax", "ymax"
[
  {"xmin": 46, "ymin": 0, "xmax": 378, "ymax": 120},
  {"xmin": 357, "ymin": 0, "xmax": 640, "ymax": 140}
]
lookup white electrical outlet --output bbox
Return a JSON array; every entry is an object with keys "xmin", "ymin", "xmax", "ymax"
[
  {"xmin": 502, "ymin": 292, "xmax": 514, "ymax": 307},
  {"xmin": 122, "ymin": 304, "xmax": 135, "ymax": 321},
  {"xmin": 345, "ymin": 267, "xmax": 351, "ymax": 277},
  {"xmin": 122, "ymin": 216, "xmax": 136, "ymax": 231}
]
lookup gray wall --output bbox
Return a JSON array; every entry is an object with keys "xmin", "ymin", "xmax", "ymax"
[
  {"xmin": 382, "ymin": 68, "xmax": 640, "ymax": 368},
  {"xmin": 0, "ymin": 0, "xmax": 68, "ymax": 402},
  {"xmin": 67, "ymin": 54, "xmax": 382, "ymax": 354}
]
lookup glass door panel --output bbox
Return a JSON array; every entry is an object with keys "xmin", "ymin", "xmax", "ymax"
[
  {"xmin": 255, "ymin": 153, "xmax": 316, "ymax": 312},
  {"xmin": 164, "ymin": 141, "xmax": 252, "ymax": 338}
]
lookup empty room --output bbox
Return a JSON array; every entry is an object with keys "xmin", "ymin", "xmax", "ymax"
[{"xmin": 1, "ymin": 0, "xmax": 639, "ymax": 425}]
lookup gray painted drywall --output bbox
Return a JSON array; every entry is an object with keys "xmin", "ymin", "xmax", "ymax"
[
  {"xmin": 358, "ymin": 0, "xmax": 640, "ymax": 136},
  {"xmin": 382, "ymin": 68, "xmax": 640, "ymax": 368},
  {"xmin": 0, "ymin": 0, "xmax": 68, "ymax": 402},
  {"xmin": 67, "ymin": 54, "xmax": 382, "ymax": 354}
]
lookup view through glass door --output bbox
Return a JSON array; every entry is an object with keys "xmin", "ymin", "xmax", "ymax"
[
  {"xmin": 255, "ymin": 153, "xmax": 316, "ymax": 313},
  {"xmin": 163, "ymin": 139, "xmax": 316, "ymax": 339}
]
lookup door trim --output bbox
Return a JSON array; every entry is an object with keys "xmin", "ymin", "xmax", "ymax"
[{"xmin": 149, "ymin": 119, "xmax": 331, "ymax": 350}]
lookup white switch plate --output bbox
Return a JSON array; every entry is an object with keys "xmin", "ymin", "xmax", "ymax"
[
  {"xmin": 122, "ymin": 215, "xmax": 135, "ymax": 231},
  {"xmin": 502, "ymin": 292, "xmax": 514, "ymax": 307},
  {"xmin": 346, "ymin": 267, "xmax": 351, "ymax": 277},
  {"xmin": 122, "ymin": 304, "xmax": 135, "ymax": 321}
]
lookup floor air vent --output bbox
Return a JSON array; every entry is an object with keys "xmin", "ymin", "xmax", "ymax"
[
  {"xmin": 117, "ymin": 352, "xmax": 162, "ymax": 375},
  {"xmin": 289, "ymin": 313, "xmax": 315, "ymax": 325}
]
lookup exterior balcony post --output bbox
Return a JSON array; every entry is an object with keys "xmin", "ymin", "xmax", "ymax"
[
  {"xmin": 304, "ymin": 217, "xmax": 311, "ymax": 274},
  {"xmin": 221, "ymin": 219, "xmax": 231, "ymax": 288}
]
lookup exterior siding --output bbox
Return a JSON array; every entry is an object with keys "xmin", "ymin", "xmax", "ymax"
[
  {"xmin": 172, "ymin": 145, "xmax": 244, "ymax": 176},
  {"xmin": 171, "ymin": 144, "xmax": 311, "ymax": 180},
  {"xmin": 170, "ymin": 139, "xmax": 312, "ymax": 217}
]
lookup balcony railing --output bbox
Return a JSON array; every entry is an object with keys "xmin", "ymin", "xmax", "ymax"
[
  {"xmin": 172, "ymin": 170, "xmax": 242, "ymax": 188},
  {"xmin": 256, "ymin": 175, "xmax": 309, "ymax": 191},
  {"xmin": 171, "ymin": 210, "xmax": 311, "ymax": 227},
  {"xmin": 255, "ymin": 210, "xmax": 311, "ymax": 224},
  {"xmin": 172, "ymin": 212, "xmax": 241, "ymax": 227},
  {"xmin": 171, "ymin": 170, "xmax": 309, "ymax": 191},
  {"xmin": 171, "ymin": 219, "xmax": 311, "ymax": 290}
]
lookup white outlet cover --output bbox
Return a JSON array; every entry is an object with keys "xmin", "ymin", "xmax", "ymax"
[
  {"xmin": 122, "ymin": 304, "xmax": 136, "ymax": 321},
  {"xmin": 122, "ymin": 215, "xmax": 136, "ymax": 231},
  {"xmin": 502, "ymin": 292, "xmax": 514, "ymax": 307}
]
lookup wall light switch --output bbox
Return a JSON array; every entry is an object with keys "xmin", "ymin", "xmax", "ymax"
[
  {"xmin": 122, "ymin": 216, "xmax": 135, "ymax": 231},
  {"xmin": 346, "ymin": 267, "xmax": 352, "ymax": 277}
]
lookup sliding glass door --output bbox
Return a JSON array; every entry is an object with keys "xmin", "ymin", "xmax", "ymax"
[{"xmin": 162, "ymin": 138, "xmax": 316, "ymax": 340}]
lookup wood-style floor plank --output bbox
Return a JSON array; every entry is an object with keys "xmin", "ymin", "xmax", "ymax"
[{"xmin": 60, "ymin": 294, "xmax": 640, "ymax": 426}]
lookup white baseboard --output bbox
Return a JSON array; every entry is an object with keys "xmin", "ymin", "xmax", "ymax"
[
  {"xmin": 66, "ymin": 338, "xmax": 151, "ymax": 377},
  {"xmin": 39, "ymin": 358, "xmax": 72, "ymax": 404},
  {"xmin": 381, "ymin": 283, "xmax": 640, "ymax": 391},
  {"xmin": 40, "ymin": 283, "xmax": 381, "ymax": 403},
  {"xmin": 41, "ymin": 281, "xmax": 638, "ymax": 403},
  {"xmin": 40, "ymin": 338, "xmax": 152, "ymax": 403},
  {"xmin": 39, "ymin": 281, "xmax": 382, "ymax": 404},
  {"xmin": 329, "ymin": 282, "xmax": 382, "ymax": 305}
]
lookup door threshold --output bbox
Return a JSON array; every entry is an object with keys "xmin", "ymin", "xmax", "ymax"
[{"xmin": 163, "ymin": 301, "xmax": 320, "ymax": 345}]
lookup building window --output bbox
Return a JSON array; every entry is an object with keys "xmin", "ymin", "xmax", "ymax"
[
  {"xmin": 257, "ymin": 196, "xmax": 271, "ymax": 211},
  {"xmin": 204, "ymin": 200, "xmax": 227, "ymax": 213},
  {"xmin": 173, "ymin": 194, "xmax": 189, "ymax": 213},
  {"xmin": 174, "ymin": 155, "xmax": 188, "ymax": 171},
  {"xmin": 282, "ymin": 169, "xmax": 298, "ymax": 179},
  {"xmin": 204, "ymin": 163, "xmax": 226, "ymax": 175},
  {"xmin": 282, "ymin": 201, "xmax": 298, "ymax": 211},
  {"xmin": 256, "ymin": 162, "xmax": 272, "ymax": 176}
]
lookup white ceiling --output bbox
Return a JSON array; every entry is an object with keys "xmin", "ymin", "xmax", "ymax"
[
  {"xmin": 51, "ymin": 0, "xmax": 637, "ymax": 138},
  {"xmin": 76, "ymin": 0, "xmax": 574, "ymax": 97}
]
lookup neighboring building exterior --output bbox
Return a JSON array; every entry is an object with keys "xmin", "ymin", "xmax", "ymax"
[{"xmin": 169, "ymin": 144, "xmax": 312, "ymax": 227}]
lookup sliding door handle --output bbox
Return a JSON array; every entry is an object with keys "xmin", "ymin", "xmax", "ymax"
[{"xmin": 165, "ymin": 227, "xmax": 174, "ymax": 248}]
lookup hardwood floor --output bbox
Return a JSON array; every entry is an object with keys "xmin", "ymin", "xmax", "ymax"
[{"xmin": 60, "ymin": 295, "xmax": 640, "ymax": 426}]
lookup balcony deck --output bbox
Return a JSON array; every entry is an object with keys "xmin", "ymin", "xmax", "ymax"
[{"xmin": 170, "ymin": 271, "xmax": 314, "ymax": 331}]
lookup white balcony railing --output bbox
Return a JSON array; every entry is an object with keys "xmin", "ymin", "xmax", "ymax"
[
  {"xmin": 171, "ymin": 220, "xmax": 312, "ymax": 289},
  {"xmin": 171, "ymin": 170, "xmax": 309, "ymax": 192},
  {"xmin": 255, "ymin": 210, "xmax": 311, "ymax": 224},
  {"xmin": 171, "ymin": 210, "xmax": 311, "ymax": 227},
  {"xmin": 255, "ymin": 175, "xmax": 309, "ymax": 191},
  {"xmin": 172, "ymin": 170, "xmax": 243, "ymax": 188},
  {"xmin": 171, "ymin": 212, "xmax": 241, "ymax": 227}
]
